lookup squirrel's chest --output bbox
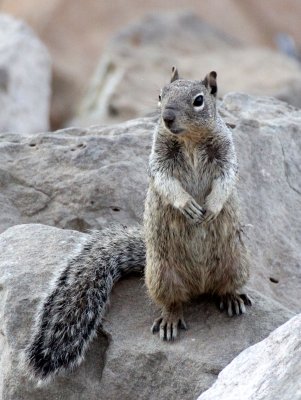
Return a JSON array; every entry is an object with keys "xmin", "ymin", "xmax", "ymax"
[{"xmin": 173, "ymin": 148, "xmax": 215, "ymax": 196}]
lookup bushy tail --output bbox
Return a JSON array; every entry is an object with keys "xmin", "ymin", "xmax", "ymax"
[{"xmin": 24, "ymin": 225, "xmax": 145, "ymax": 382}]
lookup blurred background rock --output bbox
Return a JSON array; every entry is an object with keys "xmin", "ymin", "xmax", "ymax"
[{"xmin": 1, "ymin": 0, "xmax": 301, "ymax": 129}]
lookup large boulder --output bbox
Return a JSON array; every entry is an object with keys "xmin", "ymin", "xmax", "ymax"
[
  {"xmin": 0, "ymin": 14, "xmax": 51, "ymax": 134},
  {"xmin": 0, "ymin": 224, "xmax": 295, "ymax": 400},
  {"xmin": 0, "ymin": 93, "xmax": 300, "ymax": 314},
  {"xmin": 74, "ymin": 12, "xmax": 301, "ymax": 126},
  {"xmin": 0, "ymin": 117, "xmax": 155, "ymax": 233},
  {"xmin": 198, "ymin": 313, "xmax": 301, "ymax": 400}
]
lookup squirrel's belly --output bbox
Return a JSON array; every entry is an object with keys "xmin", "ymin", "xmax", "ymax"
[
  {"xmin": 145, "ymin": 201, "xmax": 212, "ymax": 294},
  {"xmin": 144, "ymin": 193, "xmax": 246, "ymax": 297},
  {"xmin": 145, "ymin": 191, "xmax": 214, "ymax": 262}
]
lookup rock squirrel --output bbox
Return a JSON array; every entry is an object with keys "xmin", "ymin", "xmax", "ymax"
[
  {"xmin": 24, "ymin": 68, "xmax": 251, "ymax": 382},
  {"xmin": 145, "ymin": 68, "xmax": 251, "ymax": 340}
]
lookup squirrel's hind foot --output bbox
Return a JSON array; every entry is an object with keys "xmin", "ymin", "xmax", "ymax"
[
  {"xmin": 218, "ymin": 293, "xmax": 252, "ymax": 317},
  {"xmin": 151, "ymin": 305, "xmax": 187, "ymax": 341}
]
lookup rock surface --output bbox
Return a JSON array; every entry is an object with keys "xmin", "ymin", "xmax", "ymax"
[
  {"xmin": 75, "ymin": 13, "xmax": 301, "ymax": 126},
  {"xmin": 221, "ymin": 93, "xmax": 301, "ymax": 313},
  {"xmin": 0, "ymin": 224, "xmax": 295, "ymax": 400},
  {"xmin": 0, "ymin": 117, "xmax": 155, "ymax": 233},
  {"xmin": 198, "ymin": 313, "xmax": 301, "ymax": 400},
  {"xmin": 0, "ymin": 14, "xmax": 51, "ymax": 134},
  {"xmin": 0, "ymin": 93, "xmax": 300, "ymax": 314}
]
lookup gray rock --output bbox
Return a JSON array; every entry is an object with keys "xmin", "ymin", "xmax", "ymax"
[
  {"xmin": 0, "ymin": 117, "xmax": 156, "ymax": 233},
  {"xmin": 197, "ymin": 313, "xmax": 301, "ymax": 400},
  {"xmin": 0, "ymin": 224, "xmax": 295, "ymax": 400},
  {"xmin": 0, "ymin": 14, "xmax": 51, "ymax": 134},
  {"xmin": 220, "ymin": 93, "xmax": 301, "ymax": 313},
  {"xmin": 74, "ymin": 12, "xmax": 301, "ymax": 126}
]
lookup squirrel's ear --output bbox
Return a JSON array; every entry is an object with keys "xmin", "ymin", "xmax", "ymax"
[
  {"xmin": 170, "ymin": 66, "xmax": 179, "ymax": 83},
  {"xmin": 203, "ymin": 71, "xmax": 217, "ymax": 96}
]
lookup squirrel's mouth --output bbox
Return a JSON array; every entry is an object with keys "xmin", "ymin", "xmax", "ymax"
[{"xmin": 168, "ymin": 127, "xmax": 184, "ymax": 135}]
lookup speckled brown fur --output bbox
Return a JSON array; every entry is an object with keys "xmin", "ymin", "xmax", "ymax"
[{"xmin": 145, "ymin": 69, "xmax": 251, "ymax": 340}]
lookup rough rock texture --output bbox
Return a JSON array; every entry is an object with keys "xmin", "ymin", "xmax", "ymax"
[
  {"xmin": 0, "ymin": 93, "xmax": 300, "ymax": 314},
  {"xmin": 74, "ymin": 12, "xmax": 301, "ymax": 126},
  {"xmin": 0, "ymin": 14, "xmax": 51, "ymax": 134},
  {"xmin": 221, "ymin": 93, "xmax": 301, "ymax": 313},
  {"xmin": 198, "ymin": 314, "xmax": 301, "ymax": 400},
  {"xmin": 0, "ymin": 224, "xmax": 295, "ymax": 400},
  {"xmin": 0, "ymin": 117, "xmax": 155, "ymax": 233}
]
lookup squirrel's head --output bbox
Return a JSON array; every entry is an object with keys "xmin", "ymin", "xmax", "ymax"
[{"xmin": 158, "ymin": 67, "xmax": 218, "ymax": 137}]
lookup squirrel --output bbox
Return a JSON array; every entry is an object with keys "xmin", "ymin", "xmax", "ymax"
[
  {"xmin": 24, "ymin": 68, "xmax": 251, "ymax": 382},
  {"xmin": 144, "ymin": 67, "xmax": 251, "ymax": 340}
]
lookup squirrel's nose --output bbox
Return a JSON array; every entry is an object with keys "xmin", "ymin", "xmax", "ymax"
[{"xmin": 163, "ymin": 109, "xmax": 176, "ymax": 128}]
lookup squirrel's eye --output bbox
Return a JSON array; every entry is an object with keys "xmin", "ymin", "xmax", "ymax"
[
  {"xmin": 158, "ymin": 95, "xmax": 162, "ymax": 102},
  {"xmin": 193, "ymin": 95, "xmax": 204, "ymax": 107}
]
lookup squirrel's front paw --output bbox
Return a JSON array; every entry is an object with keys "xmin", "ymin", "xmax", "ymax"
[
  {"xmin": 202, "ymin": 202, "xmax": 223, "ymax": 223},
  {"xmin": 203, "ymin": 209, "xmax": 218, "ymax": 223},
  {"xmin": 179, "ymin": 198, "xmax": 205, "ymax": 223}
]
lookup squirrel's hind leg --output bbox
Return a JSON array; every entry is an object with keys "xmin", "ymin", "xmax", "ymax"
[{"xmin": 151, "ymin": 303, "xmax": 187, "ymax": 341}]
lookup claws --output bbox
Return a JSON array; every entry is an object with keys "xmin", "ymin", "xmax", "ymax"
[
  {"xmin": 181, "ymin": 198, "xmax": 205, "ymax": 224},
  {"xmin": 151, "ymin": 315, "xmax": 187, "ymax": 341},
  {"xmin": 151, "ymin": 317, "xmax": 162, "ymax": 333},
  {"xmin": 218, "ymin": 293, "xmax": 252, "ymax": 317},
  {"xmin": 239, "ymin": 293, "xmax": 253, "ymax": 307},
  {"xmin": 202, "ymin": 209, "xmax": 217, "ymax": 223}
]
